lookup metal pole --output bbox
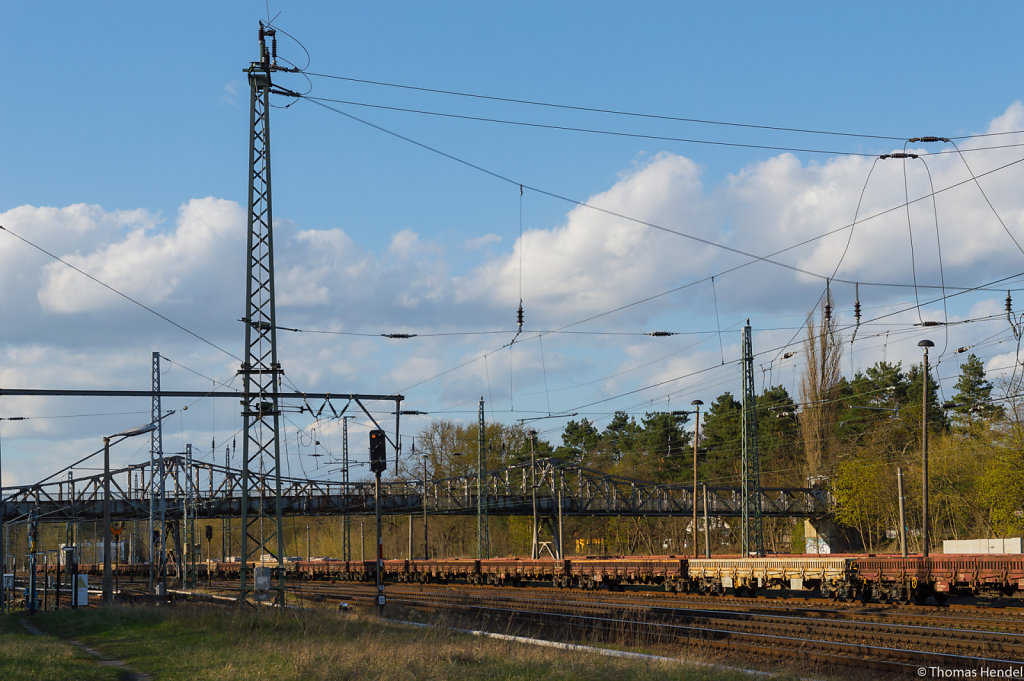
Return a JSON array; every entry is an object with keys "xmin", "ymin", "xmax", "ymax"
[
  {"xmin": 408, "ymin": 515, "xmax": 412, "ymax": 561},
  {"xmin": 342, "ymin": 416, "xmax": 352, "ymax": 562},
  {"xmin": 702, "ymin": 483, "xmax": 710, "ymax": 558},
  {"xmin": 306, "ymin": 525, "xmax": 310, "ymax": 562},
  {"xmin": 222, "ymin": 446, "xmax": 229, "ymax": 563},
  {"xmin": 183, "ymin": 443, "xmax": 192, "ymax": 587},
  {"xmin": 375, "ymin": 472, "xmax": 384, "ymax": 614},
  {"xmin": 919, "ymin": 340, "xmax": 933, "ymax": 558},
  {"xmin": 897, "ymin": 466, "xmax": 907, "ymax": 557},
  {"xmin": 422, "ymin": 454, "xmax": 428, "ymax": 560},
  {"xmin": 360, "ymin": 521, "xmax": 364, "ymax": 562},
  {"xmin": 691, "ymin": 400, "xmax": 702, "ymax": 559},
  {"xmin": 102, "ymin": 437, "xmax": 112, "ymax": 604},
  {"xmin": 555, "ymin": 467, "xmax": 563, "ymax": 560},
  {"xmin": 28, "ymin": 509, "xmax": 37, "ymax": 614},
  {"xmin": 149, "ymin": 351, "xmax": 159, "ymax": 595},
  {"xmin": 530, "ymin": 431, "xmax": 538, "ymax": 559},
  {"xmin": 158, "ymin": 455, "xmax": 167, "ymax": 596},
  {"xmin": 0, "ymin": 425, "xmax": 5, "ymax": 613},
  {"xmin": 477, "ymin": 397, "xmax": 488, "ymax": 559}
]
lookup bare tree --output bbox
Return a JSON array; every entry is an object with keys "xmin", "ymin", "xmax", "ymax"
[{"xmin": 800, "ymin": 295, "xmax": 843, "ymax": 476}]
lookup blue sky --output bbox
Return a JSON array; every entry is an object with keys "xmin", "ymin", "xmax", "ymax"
[{"xmin": 2, "ymin": 1, "xmax": 1024, "ymax": 488}]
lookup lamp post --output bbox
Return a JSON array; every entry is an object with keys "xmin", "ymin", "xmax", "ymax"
[
  {"xmin": 103, "ymin": 423, "xmax": 156, "ymax": 604},
  {"xmin": 672, "ymin": 405, "xmax": 703, "ymax": 558},
  {"xmin": 917, "ymin": 339, "xmax": 934, "ymax": 557}
]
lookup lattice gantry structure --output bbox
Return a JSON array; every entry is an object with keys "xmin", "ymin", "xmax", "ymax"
[{"xmin": 238, "ymin": 22, "xmax": 290, "ymax": 603}]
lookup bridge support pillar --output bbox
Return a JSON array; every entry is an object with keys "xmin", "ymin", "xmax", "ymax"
[{"xmin": 804, "ymin": 518, "xmax": 854, "ymax": 553}]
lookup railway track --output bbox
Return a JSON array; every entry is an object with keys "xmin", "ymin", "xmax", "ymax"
[
  {"xmin": 26, "ymin": 574, "xmax": 1024, "ymax": 678},
  {"xmin": 184, "ymin": 579, "xmax": 1024, "ymax": 678}
]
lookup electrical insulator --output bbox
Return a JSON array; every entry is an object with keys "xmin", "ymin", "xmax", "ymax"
[
  {"xmin": 517, "ymin": 302, "xmax": 524, "ymax": 332},
  {"xmin": 1007, "ymin": 291, "xmax": 1013, "ymax": 319}
]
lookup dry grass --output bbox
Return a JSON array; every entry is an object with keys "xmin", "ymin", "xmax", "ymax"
[
  {"xmin": 0, "ymin": 615, "xmax": 122, "ymax": 681},
  {"xmin": 4, "ymin": 604, "xmax": 799, "ymax": 681}
]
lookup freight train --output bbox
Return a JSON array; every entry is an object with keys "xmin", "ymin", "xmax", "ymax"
[{"xmin": 59, "ymin": 553, "xmax": 1024, "ymax": 605}]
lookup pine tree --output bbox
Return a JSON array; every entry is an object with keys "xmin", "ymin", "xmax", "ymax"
[{"xmin": 951, "ymin": 353, "xmax": 1005, "ymax": 428}]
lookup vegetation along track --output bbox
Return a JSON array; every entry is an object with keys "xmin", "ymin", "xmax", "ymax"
[{"xmin": 189, "ymin": 579, "xmax": 1024, "ymax": 678}]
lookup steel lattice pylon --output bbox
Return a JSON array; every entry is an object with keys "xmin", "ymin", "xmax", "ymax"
[
  {"xmin": 740, "ymin": 321, "xmax": 764, "ymax": 556},
  {"xmin": 477, "ymin": 397, "xmax": 489, "ymax": 559},
  {"xmin": 183, "ymin": 444, "xmax": 196, "ymax": 587},
  {"xmin": 239, "ymin": 23, "xmax": 286, "ymax": 604},
  {"xmin": 150, "ymin": 351, "xmax": 167, "ymax": 595}
]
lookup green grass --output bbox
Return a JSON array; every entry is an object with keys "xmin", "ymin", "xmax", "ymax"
[{"xmin": 1, "ymin": 604, "xmax": 795, "ymax": 681}]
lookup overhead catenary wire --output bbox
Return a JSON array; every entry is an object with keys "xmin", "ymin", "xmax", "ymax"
[
  {"xmin": 299, "ymin": 92, "xmax": 1024, "ymax": 399},
  {"xmin": 558, "ymin": 272, "xmax": 1024, "ymax": 416},
  {"xmin": 299, "ymin": 71, "xmax": 1024, "ymax": 144},
  {"xmin": 0, "ymin": 225, "xmax": 241, "ymax": 363},
  {"xmin": 293, "ymin": 95, "xmax": 1024, "ymax": 306}
]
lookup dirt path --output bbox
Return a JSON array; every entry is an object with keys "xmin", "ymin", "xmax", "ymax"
[{"xmin": 18, "ymin": 618, "xmax": 152, "ymax": 681}]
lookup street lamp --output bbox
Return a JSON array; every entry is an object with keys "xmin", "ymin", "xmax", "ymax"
[
  {"xmin": 103, "ymin": 423, "xmax": 156, "ymax": 605},
  {"xmin": 917, "ymin": 339, "xmax": 934, "ymax": 558},
  {"xmin": 674, "ymin": 404, "xmax": 703, "ymax": 558}
]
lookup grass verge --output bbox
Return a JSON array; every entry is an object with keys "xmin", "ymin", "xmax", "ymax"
[
  {"xmin": 0, "ymin": 614, "xmax": 123, "ymax": 681},
  {"xmin": 2, "ymin": 604, "xmax": 797, "ymax": 681}
]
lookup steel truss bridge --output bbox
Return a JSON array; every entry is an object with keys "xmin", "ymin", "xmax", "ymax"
[{"xmin": 1, "ymin": 456, "xmax": 830, "ymax": 523}]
